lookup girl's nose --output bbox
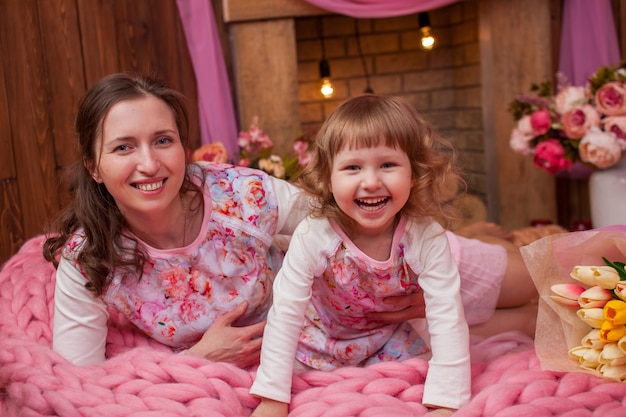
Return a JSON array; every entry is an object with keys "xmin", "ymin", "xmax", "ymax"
[{"xmin": 361, "ymin": 169, "xmax": 382, "ymax": 189}]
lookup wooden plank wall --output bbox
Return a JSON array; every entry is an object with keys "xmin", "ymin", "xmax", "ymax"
[{"xmin": 0, "ymin": 0, "xmax": 200, "ymax": 266}]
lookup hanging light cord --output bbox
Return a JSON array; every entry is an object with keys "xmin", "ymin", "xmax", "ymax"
[
  {"xmin": 354, "ymin": 20, "xmax": 373, "ymax": 94},
  {"xmin": 318, "ymin": 17, "xmax": 327, "ymax": 60}
]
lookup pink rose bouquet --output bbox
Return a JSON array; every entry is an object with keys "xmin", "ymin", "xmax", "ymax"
[{"xmin": 509, "ymin": 61, "xmax": 626, "ymax": 174}]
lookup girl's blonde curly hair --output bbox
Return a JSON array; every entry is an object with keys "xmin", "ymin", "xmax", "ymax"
[{"xmin": 295, "ymin": 94, "xmax": 463, "ymax": 236}]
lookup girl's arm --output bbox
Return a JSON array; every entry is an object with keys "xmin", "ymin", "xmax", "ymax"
[
  {"xmin": 250, "ymin": 217, "xmax": 322, "ymax": 407},
  {"xmin": 414, "ymin": 221, "xmax": 471, "ymax": 410},
  {"xmin": 53, "ymin": 257, "xmax": 109, "ymax": 365}
]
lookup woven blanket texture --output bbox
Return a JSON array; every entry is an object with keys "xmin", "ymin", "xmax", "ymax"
[{"xmin": 1, "ymin": 236, "xmax": 626, "ymax": 416}]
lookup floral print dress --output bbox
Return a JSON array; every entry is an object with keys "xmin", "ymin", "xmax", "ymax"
[{"xmin": 60, "ymin": 163, "xmax": 304, "ymax": 351}]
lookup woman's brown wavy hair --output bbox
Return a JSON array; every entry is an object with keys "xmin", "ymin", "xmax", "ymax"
[
  {"xmin": 295, "ymin": 94, "xmax": 462, "ymax": 236},
  {"xmin": 43, "ymin": 72, "xmax": 201, "ymax": 296}
]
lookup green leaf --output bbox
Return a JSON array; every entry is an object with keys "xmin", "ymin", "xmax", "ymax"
[{"xmin": 603, "ymin": 257, "xmax": 626, "ymax": 280}]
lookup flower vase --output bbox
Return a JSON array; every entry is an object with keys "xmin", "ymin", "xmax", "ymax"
[{"xmin": 589, "ymin": 156, "xmax": 626, "ymax": 228}]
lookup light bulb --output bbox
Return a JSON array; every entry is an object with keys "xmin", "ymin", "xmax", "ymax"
[
  {"xmin": 319, "ymin": 59, "xmax": 334, "ymax": 98},
  {"xmin": 321, "ymin": 77, "xmax": 334, "ymax": 98},
  {"xmin": 420, "ymin": 27, "xmax": 435, "ymax": 51}
]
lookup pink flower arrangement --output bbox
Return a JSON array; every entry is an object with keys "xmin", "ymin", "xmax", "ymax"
[
  {"xmin": 509, "ymin": 61, "xmax": 626, "ymax": 174},
  {"xmin": 191, "ymin": 116, "xmax": 315, "ymax": 180}
]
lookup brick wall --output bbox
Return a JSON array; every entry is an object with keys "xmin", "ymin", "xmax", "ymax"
[{"xmin": 294, "ymin": 0, "xmax": 487, "ymax": 199}]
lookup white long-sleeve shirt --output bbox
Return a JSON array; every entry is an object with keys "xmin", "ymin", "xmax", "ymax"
[{"xmin": 250, "ymin": 216, "xmax": 471, "ymax": 409}]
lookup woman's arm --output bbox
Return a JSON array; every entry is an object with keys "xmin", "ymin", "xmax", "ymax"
[
  {"xmin": 53, "ymin": 257, "xmax": 109, "ymax": 365},
  {"xmin": 185, "ymin": 301, "xmax": 266, "ymax": 368}
]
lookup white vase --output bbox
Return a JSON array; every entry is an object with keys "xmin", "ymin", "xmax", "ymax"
[{"xmin": 589, "ymin": 155, "xmax": 626, "ymax": 228}]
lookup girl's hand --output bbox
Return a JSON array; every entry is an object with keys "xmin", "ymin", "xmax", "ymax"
[
  {"xmin": 185, "ymin": 301, "xmax": 265, "ymax": 368},
  {"xmin": 365, "ymin": 289, "xmax": 426, "ymax": 323},
  {"xmin": 251, "ymin": 398, "xmax": 288, "ymax": 417}
]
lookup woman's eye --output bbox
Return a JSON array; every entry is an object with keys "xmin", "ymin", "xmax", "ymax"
[
  {"xmin": 114, "ymin": 144, "xmax": 130, "ymax": 152},
  {"xmin": 156, "ymin": 136, "xmax": 172, "ymax": 146}
]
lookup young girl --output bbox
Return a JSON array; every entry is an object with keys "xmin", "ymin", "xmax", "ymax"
[{"xmin": 250, "ymin": 95, "xmax": 471, "ymax": 416}]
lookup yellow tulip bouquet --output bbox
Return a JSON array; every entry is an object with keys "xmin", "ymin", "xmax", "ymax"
[
  {"xmin": 520, "ymin": 226, "xmax": 626, "ymax": 381},
  {"xmin": 550, "ymin": 260, "xmax": 626, "ymax": 380}
]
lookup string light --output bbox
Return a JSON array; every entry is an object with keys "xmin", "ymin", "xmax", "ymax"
[
  {"xmin": 319, "ymin": 58, "xmax": 334, "ymax": 98},
  {"xmin": 418, "ymin": 12, "xmax": 436, "ymax": 51},
  {"xmin": 318, "ymin": 18, "xmax": 334, "ymax": 99}
]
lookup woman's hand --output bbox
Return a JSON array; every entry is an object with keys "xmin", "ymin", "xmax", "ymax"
[
  {"xmin": 185, "ymin": 301, "xmax": 265, "ymax": 368},
  {"xmin": 251, "ymin": 398, "xmax": 288, "ymax": 417},
  {"xmin": 365, "ymin": 289, "xmax": 426, "ymax": 323}
]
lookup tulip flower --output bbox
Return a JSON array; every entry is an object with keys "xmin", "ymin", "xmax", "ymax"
[
  {"xmin": 604, "ymin": 299, "xmax": 626, "ymax": 326},
  {"xmin": 578, "ymin": 286, "xmax": 614, "ymax": 308},
  {"xmin": 577, "ymin": 307, "xmax": 606, "ymax": 328},
  {"xmin": 614, "ymin": 282, "xmax": 626, "ymax": 302},
  {"xmin": 581, "ymin": 329, "xmax": 606, "ymax": 350},
  {"xmin": 550, "ymin": 283, "xmax": 586, "ymax": 307},
  {"xmin": 600, "ymin": 320, "xmax": 626, "ymax": 343},
  {"xmin": 570, "ymin": 266, "xmax": 621, "ymax": 289},
  {"xmin": 569, "ymin": 345, "xmax": 601, "ymax": 369},
  {"xmin": 599, "ymin": 343, "xmax": 626, "ymax": 366},
  {"xmin": 618, "ymin": 335, "xmax": 626, "ymax": 355},
  {"xmin": 598, "ymin": 363, "xmax": 626, "ymax": 381}
]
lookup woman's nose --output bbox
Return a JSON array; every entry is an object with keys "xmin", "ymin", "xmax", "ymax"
[{"xmin": 137, "ymin": 147, "xmax": 160, "ymax": 173}]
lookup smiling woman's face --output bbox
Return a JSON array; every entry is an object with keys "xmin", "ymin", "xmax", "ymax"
[{"xmin": 90, "ymin": 95, "xmax": 186, "ymax": 220}]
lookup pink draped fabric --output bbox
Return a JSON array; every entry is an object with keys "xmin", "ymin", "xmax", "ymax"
[
  {"xmin": 176, "ymin": 0, "xmax": 238, "ymax": 155},
  {"xmin": 558, "ymin": 0, "xmax": 621, "ymax": 86},
  {"xmin": 302, "ymin": 0, "xmax": 459, "ymax": 18}
]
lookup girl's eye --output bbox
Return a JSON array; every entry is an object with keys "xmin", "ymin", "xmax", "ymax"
[
  {"xmin": 381, "ymin": 162, "xmax": 396, "ymax": 168},
  {"xmin": 345, "ymin": 165, "xmax": 360, "ymax": 171}
]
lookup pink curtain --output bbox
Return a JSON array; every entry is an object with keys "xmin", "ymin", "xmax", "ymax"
[
  {"xmin": 558, "ymin": 0, "xmax": 621, "ymax": 86},
  {"xmin": 176, "ymin": 0, "xmax": 238, "ymax": 155},
  {"xmin": 302, "ymin": 0, "xmax": 458, "ymax": 18}
]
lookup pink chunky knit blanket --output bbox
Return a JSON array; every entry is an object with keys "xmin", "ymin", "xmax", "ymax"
[{"xmin": 2, "ymin": 236, "xmax": 626, "ymax": 416}]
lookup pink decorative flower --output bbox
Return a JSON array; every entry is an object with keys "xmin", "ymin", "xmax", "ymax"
[
  {"xmin": 595, "ymin": 81, "xmax": 626, "ymax": 116},
  {"xmin": 555, "ymin": 85, "xmax": 586, "ymax": 114},
  {"xmin": 509, "ymin": 128, "xmax": 534, "ymax": 156},
  {"xmin": 603, "ymin": 116, "xmax": 626, "ymax": 140},
  {"xmin": 561, "ymin": 104, "xmax": 601, "ymax": 139},
  {"xmin": 293, "ymin": 140, "xmax": 312, "ymax": 167},
  {"xmin": 516, "ymin": 115, "xmax": 534, "ymax": 135},
  {"xmin": 530, "ymin": 109, "xmax": 552, "ymax": 135},
  {"xmin": 533, "ymin": 139, "xmax": 571, "ymax": 174},
  {"xmin": 237, "ymin": 116, "xmax": 273, "ymax": 154},
  {"xmin": 192, "ymin": 142, "xmax": 229, "ymax": 163},
  {"xmin": 579, "ymin": 128, "xmax": 624, "ymax": 169}
]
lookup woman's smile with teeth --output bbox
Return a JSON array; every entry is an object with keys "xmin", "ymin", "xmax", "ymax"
[{"xmin": 134, "ymin": 180, "xmax": 164, "ymax": 191}]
